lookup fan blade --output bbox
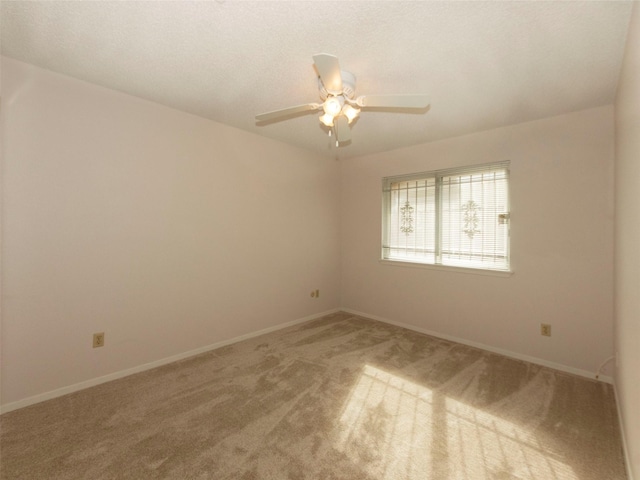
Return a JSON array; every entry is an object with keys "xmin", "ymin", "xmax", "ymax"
[
  {"xmin": 313, "ymin": 53, "xmax": 343, "ymax": 95},
  {"xmin": 255, "ymin": 103, "xmax": 320, "ymax": 122},
  {"xmin": 355, "ymin": 94, "xmax": 430, "ymax": 109},
  {"xmin": 335, "ymin": 116, "xmax": 351, "ymax": 145}
]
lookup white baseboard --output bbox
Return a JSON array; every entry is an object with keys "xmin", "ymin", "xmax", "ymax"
[
  {"xmin": 341, "ymin": 308, "xmax": 614, "ymax": 384},
  {"xmin": 1, "ymin": 307, "xmax": 614, "ymax": 415},
  {"xmin": 0, "ymin": 308, "xmax": 340, "ymax": 415},
  {"xmin": 614, "ymin": 383, "xmax": 635, "ymax": 480}
]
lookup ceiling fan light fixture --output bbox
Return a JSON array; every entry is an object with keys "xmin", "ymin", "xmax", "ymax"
[
  {"xmin": 319, "ymin": 113, "xmax": 335, "ymax": 127},
  {"xmin": 342, "ymin": 104, "xmax": 360, "ymax": 124},
  {"xmin": 323, "ymin": 96, "xmax": 343, "ymax": 117}
]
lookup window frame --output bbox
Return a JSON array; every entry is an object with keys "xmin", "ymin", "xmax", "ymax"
[{"xmin": 381, "ymin": 161, "xmax": 512, "ymax": 275}]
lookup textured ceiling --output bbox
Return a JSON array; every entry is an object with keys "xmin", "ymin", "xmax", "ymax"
[{"xmin": 1, "ymin": 1, "xmax": 633, "ymax": 159}]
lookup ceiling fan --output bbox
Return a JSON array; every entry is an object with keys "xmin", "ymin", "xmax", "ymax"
[{"xmin": 255, "ymin": 54, "xmax": 431, "ymax": 147}]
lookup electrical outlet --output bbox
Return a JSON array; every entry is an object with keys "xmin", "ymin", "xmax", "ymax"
[
  {"xmin": 93, "ymin": 332, "xmax": 105, "ymax": 348},
  {"xmin": 540, "ymin": 324, "xmax": 551, "ymax": 337}
]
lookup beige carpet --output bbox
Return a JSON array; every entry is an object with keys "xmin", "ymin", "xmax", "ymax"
[{"xmin": 0, "ymin": 312, "xmax": 627, "ymax": 479}]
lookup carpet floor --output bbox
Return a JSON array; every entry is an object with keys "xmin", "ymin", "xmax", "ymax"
[{"xmin": 0, "ymin": 312, "xmax": 627, "ymax": 479}]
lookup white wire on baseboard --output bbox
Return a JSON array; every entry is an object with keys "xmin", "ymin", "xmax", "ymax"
[{"xmin": 595, "ymin": 356, "xmax": 615, "ymax": 380}]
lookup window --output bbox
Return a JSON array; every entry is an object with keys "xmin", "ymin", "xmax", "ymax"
[{"xmin": 382, "ymin": 161, "xmax": 510, "ymax": 272}]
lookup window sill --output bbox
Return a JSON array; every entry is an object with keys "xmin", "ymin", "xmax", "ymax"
[{"xmin": 379, "ymin": 259, "xmax": 513, "ymax": 277}]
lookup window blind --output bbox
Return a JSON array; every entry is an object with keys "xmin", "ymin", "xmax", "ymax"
[{"xmin": 382, "ymin": 161, "xmax": 510, "ymax": 271}]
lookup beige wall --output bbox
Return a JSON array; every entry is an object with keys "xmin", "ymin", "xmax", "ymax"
[
  {"xmin": 615, "ymin": 2, "xmax": 640, "ymax": 478},
  {"xmin": 0, "ymin": 57, "xmax": 341, "ymax": 408},
  {"xmin": 0, "ymin": 52, "xmax": 624, "ymax": 435},
  {"xmin": 341, "ymin": 106, "xmax": 615, "ymax": 377}
]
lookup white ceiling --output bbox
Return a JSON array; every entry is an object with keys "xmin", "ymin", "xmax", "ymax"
[{"xmin": 1, "ymin": 1, "xmax": 633, "ymax": 159}]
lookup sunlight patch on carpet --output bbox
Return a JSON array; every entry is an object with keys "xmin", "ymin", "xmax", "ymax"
[{"xmin": 336, "ymin": 364, "xmax": 578, "ymax": 480}]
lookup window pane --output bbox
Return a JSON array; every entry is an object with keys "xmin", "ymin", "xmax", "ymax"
[
  {"xmin": 440, "ymin": 168, "xmax": 509, "ymax": 270},
  {"xmin": 384, "ymin": 177, "xmax": 436, "ymax": 263}
]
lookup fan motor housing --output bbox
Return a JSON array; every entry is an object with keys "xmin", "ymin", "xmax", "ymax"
[{"xmin": 319, "ymin": 70, "xmax": 356, "ymax": 100}]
